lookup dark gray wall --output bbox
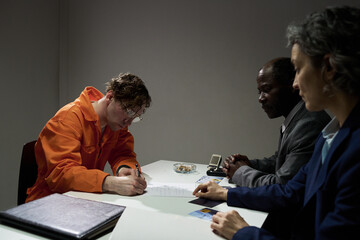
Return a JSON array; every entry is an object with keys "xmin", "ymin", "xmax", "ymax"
[
  {"xmin": 0, "ymin": 0, "xmax": 60, "ymax": 210},
  {"xmin": 1, "ymin": 0, "xmax": 359, "ymax": 210}
]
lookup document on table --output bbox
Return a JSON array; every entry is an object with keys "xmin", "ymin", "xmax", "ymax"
[
  {"xmin": 110, "ymin": 207, "xmax": 223, "ymax": 240},
  {"xmin": 145, "ymin": 182, "xmax": 197, "ymax": 197}
]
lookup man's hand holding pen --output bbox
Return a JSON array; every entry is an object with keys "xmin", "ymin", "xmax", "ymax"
[{"xmin": 103, "ymin": 164, "xmax": 147, "ymax": 196}]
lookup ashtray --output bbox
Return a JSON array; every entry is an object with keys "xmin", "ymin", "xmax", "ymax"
[{"xmin": 173, "ymin": 163, "xmax": 196, "ymax": 174}]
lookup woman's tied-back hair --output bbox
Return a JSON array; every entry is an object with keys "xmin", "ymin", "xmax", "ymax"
[
  {"xmin": 286, "ymin": 6, "xmax": 360, "ymax": 96},
  {"xmin": 106, "ymin": 73, "xmax": 151, "ymax": 111}
]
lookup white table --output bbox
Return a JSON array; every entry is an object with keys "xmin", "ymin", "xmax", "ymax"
[{"xmin": 0, "ymin": 160, "xmax": 268, "ymax": 239}]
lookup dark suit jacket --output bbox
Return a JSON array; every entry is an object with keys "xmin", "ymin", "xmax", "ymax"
[
  {"xmin": 227, "ymin": 103, "xmax": 360, "ymax": 240},
  {"xmin": 232, "ymin": 101, "xmax": 330, "ymax": 187}
]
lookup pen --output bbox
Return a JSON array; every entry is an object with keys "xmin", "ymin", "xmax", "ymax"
[{"xmin": 135, "ymin": 164, "xmax": 141, "ymax": 177}]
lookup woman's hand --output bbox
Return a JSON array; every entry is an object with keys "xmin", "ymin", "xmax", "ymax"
[
  {"xmin": 211, "ymin": 210, "xmax": 249, "ymax": 240},
  {"xmin": 192, "ymin": 181, "xmax": 228, "ymax": 201}
]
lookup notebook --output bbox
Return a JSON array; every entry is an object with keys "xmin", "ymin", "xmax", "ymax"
[{"xmin": 0, "ymin": 193, "xmax": 125, "ymax": 240}]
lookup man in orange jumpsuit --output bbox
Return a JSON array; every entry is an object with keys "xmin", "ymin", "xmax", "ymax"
[{"xmin": 26, "ymin": 73, "xmax": 151, "ymax": 202}]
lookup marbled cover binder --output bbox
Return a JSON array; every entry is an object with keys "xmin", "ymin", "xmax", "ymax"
[{"xmin": 0, "ymin": 193, "xmax": 125, "ymax": 239}]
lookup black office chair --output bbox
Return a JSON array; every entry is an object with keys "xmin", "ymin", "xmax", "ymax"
[{"xmin": 18, "ymin": 140, "xmax": 38, "ymax": 205}]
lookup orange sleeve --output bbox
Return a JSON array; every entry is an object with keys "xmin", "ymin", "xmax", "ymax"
[
  {"xmin": 108, "ymin": 130, "xmax": 142, "ymax": 174},
  {"xmin": 37, "ymin": 110, "xmax": 109, "ymax": 194}
]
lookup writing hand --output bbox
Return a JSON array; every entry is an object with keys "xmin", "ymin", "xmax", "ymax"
[
  {"xmin": 102, "ymin": 175, "xmax": 147, "ymax": 195},
  {"xmin": 117, "ymin": 167, "xmax": 147, "ymax": 186},
  {"xmin": 117, "ymin": 167, "xmax": 136, "ymax": 177}
]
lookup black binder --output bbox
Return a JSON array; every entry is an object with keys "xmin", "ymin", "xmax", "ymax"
[{"xmin": 0, "ymin": 193, "xmax": 125, "ymax": 239}]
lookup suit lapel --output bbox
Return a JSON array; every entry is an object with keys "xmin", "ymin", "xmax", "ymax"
[
  {"xmin": 277, "ymin": 102, "xmax": 305, "ymax": 159},
  {"xmin": 304, "ymin": 127, "xmax": 350, "ymax": 205},
  {"xmin": 304, "ymin": 137, "xmax": 324, "ymax": 204}
]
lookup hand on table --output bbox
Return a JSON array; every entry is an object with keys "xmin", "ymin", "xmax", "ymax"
[
  {"xmin": 192, "ymin": 181, "xmax": 228, "ymax": 201},
  {"xmin": 222, "ymin": 154, "xmax": 251, "ymax": 179},
  {"xmin": 211, "ymin": 210, "xmax": 249, "ymax": 240}
]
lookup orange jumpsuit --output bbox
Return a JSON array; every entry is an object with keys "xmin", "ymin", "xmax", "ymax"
[{"xmin": 26, "ymin": 87, "xmax": 140, "ymax": 202}]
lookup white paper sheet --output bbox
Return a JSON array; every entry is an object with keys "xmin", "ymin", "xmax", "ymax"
[{"xmin": 145, "ymin": 182, "xmax": 197, "ymax": 197}]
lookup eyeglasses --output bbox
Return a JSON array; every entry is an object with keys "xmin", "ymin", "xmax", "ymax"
[{"xmin": 123, "ymin": 108, "xmax": 144, "ymax": 123}]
